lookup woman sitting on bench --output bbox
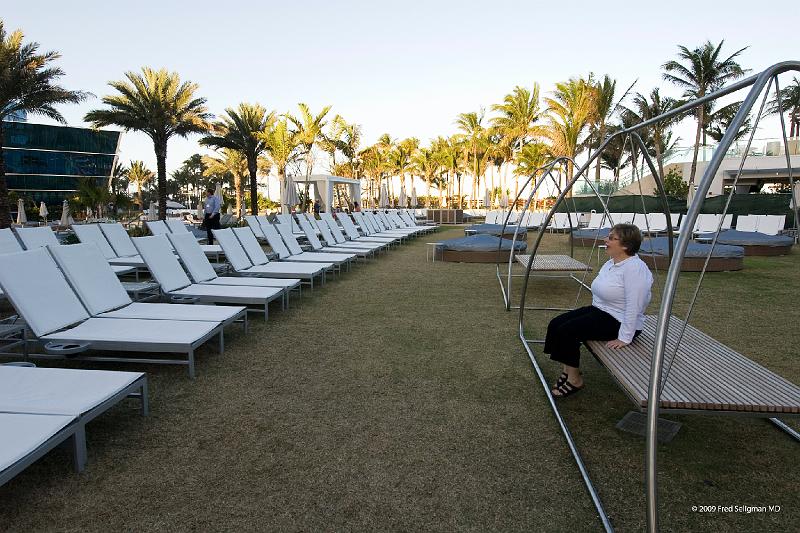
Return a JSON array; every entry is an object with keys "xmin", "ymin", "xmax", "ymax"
[{"xmin": 544, "ymin": 223, "xmax": 653, "ymax": 398}]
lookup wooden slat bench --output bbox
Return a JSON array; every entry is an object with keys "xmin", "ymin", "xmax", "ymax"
[
  {"xmin": 585, "ymin": 315, "xmax": 800, "ymax": 415},
  {"xmin": 515, "ymin": 254, "xmax": 592, "ymax": 272}
]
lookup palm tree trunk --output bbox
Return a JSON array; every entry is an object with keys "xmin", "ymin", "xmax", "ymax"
[
  {"xmin": 234, "ymin": 173, "xmax": 242, "ymax": 216},
  {"xmin": 654, "ymin": 129, "xmax": 665, "ymax": 183},
  {"xmin": 594, "ymin": 123, "xmax": 605, "ymax": 182},
  {"xmin": 0, "ymin": 126, "xmax": 11, "ymax": 229},
  {"xmin": 248, "ymin": 156, "xmax": 258, "ymax": 215},
  {"xmin": 155, "ymin": 141, "xmax": 168, "ymax": 220},
  {"xmin": 688, "ymin": 106, "xmax": 704, "ymax": 205}
]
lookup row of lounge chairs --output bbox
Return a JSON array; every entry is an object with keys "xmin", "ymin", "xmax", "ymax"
[
  {"xmin": 0, "ymin": 208, "xmax": 436, "ymax": 488},
  {"xmin": 489, "ymin": 210, "xmax": 787, "ymax": 236}
]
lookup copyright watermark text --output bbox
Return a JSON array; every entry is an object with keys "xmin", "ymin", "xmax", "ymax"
[{"xmin": 690, "ymin": 505, "xmax": 781, "ymax": 514}]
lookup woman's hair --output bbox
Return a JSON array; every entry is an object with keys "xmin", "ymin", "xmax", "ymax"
[{"xmin": 611, "ymin": 223, "xmax": 642, "ymax": 255}]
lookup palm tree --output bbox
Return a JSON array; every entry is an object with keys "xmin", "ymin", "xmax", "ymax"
[
  {"xmin": 620, "ymin": 88, "xmax": 683, "ymax": 180},
  {"xmin": 200, "ymin": 103, "xmax": 273, "ymax": 215},
  {"xmin": 412, "ymin": 147, "xmax": 440, "ymax": 207},
  {"xmin": 768, "ymin": 77, "xmax": 800, "ymax": 137},
  {"xmin": 663, "ymin": 40, "xmax": 748, "ymax": 198},
  {"xmin": 0, "ymin": 20, "xmax": 88, "ymax": 228},
  {"xmin": 389, "ymin": 138, "xmax": 419, "ymax": 207},
  {"xmin": 128, "ymin": 160, "xmax": 154, "ymax": 209},
  {"xmin": 202, "ymin": 149, "xmax": 249, "ymax": 215},
  {"xmin": 289, "ymin": 103, "xmax": 331, "ymax": 211},
  {"xmin": 456, "ymin": 109, "xmax": 485, "ymax": 206},
  {"xmin": 587, "ymin": 74, "xmax": 626, "ymax": 183},
  {"xmin": 491, "ymin": 84, "xmax": 542, "ymax": 197},
  {"xmin": 541, "ymin": 77, "xmax": 596, "ymax": 194},
  {"xmin": 259, "ymin": 119, "xmax": 300, "ymax": 213},
  {"xmin": 85, "ymin": 67, "xmax": 211, "ymax": 219}
]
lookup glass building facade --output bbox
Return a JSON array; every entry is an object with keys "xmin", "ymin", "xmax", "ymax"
[{"xmin": 2, "ymin": 120, "xmax": 120, "ymax": 206}]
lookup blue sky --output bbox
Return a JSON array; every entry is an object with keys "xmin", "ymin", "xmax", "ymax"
[{"xmin": 6, "ymin": 0, "xmax": 799, "ymax": 174}]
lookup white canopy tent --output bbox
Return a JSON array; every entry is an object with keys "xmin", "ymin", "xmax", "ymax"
[{"xmin": 306, "ymin": 174, "xmax": 362, "ymax": 212}]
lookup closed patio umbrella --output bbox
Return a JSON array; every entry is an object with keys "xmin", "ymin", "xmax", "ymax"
[
  {"xmin": 379, "ymin": 183, "xmax": 388, "ymax": 208},
  {"xmin": 398, "ymin": 186, "xmax": 407, "ymax": 208},
  {"xmin": 484, "ymin": 188, "xmax": 491, "ymax": 208},
  {"xmin": 39, "ymin": 202, "xmax": 48, "ymax": 222},
  {"xmin": 60, "ymin": 200, "xmax": 70, "ymax": 227},
  {"xmin": 410, "ymin": 187, "xmax": 417, "ymax": 208},
  {"xmin": 282, "ymin": 175, "xmax": 299, "ymax": 213},
  {"xmin": 196, "ymin": 202, "xmax": 204, "ymax": 220},
  {"xmin": 214, "ymin": 182, "xmax": 223, "ymax": 201},
  {"xmin": 148, "ymin": 201, "xmax": 158, "ymax": 221},
  {"xmin": 16, "ymin": 199, "xmax": 26, "ymax": 225},
  {"xmin": 86, "ymin": 206, "xmax": 93, "ymax": 220},
  {"xmin": 500, "ymin": 193, "xmax": 509, "ymax": 208}
]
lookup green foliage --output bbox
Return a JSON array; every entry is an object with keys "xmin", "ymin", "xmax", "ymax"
[
  {"xmin": 258, "ymin": 193, "xmax": 279, "ymax": 213},
  {"xmin": 0, "ymin": 19, "xmax": 88, "ymax": 228},
  {"xmin": 656, "ymin": 168, "xmax": 689, "ymax": 199}
]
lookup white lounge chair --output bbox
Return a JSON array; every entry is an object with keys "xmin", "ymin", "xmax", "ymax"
[
  {"xmin": 71, "ymin": 224, "xmax": 146, "ymax": 268},
  {"xmin": 167, "ymin": 232, "xmax": 301, "ymax": 307},
  {"xmin": 332, "ymin": 212, "xmax": 397, "ymax": 245},
  {"xmin": 212, "ymin": 228, "xmax": 329, "ymax": 290},
  {"xmin": 313, "ymin": 213, "xmax": 384, "ymax": 253},
  {"xmin": 146, "ymin": 220, "xmax": 223, "ymax": 257},
  {"xmin": 364, "ymin": 212, "xmax": 414, "ymax": 238},
  {"xmin": 0, "ymin": 248, "xmax": 223, "ymax": 378},
  {"xmin": 315, "ymin": 213, "xmax": 386, "ymax": 252},
  {"xmin": 735, "ymin": 215, "xmax": 759, "ymax": 233},
  {"xmin": 295, "ymin": 216, "xmax": 372, "ymax": 258},
  {"xmin": 0, "ymin": 365, "xmax": 147, "ymax": 486},
  {"xmin": 272, "ymin": 222, "xmax": 355, "ymax": 268},
  {"xmin": 132, "ymin": 235, "xmax": 284, "ymax": 321},
  {"xmin": 14, "ymin": 227, "xmax": 135, "ymax": 277},
  {"xmin": 48, "ymin": 243, "xmax": 246, "ymax": 331}
]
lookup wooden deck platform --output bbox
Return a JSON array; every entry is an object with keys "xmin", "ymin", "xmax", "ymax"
[
  {"xmin": 515, "ymin": 254, "xmax": 592, "ymax": 272},
  {"xmin": 585, "ymin": 315, "xmax": 800, "ymax": 414}
]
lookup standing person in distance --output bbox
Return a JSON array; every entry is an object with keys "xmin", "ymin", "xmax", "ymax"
[
  {"xmin": 544, "ymin": 223, "xmax": 653, "ymax": 398},
  {"xmin": 203, "ymin": 187, "xmax": 221, "ymax": 245}
]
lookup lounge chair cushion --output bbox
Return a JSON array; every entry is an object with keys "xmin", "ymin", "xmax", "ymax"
[
  {"xmin": 99, "ymin": 302, "xmax": 244, "ymax": 322},
  {"xmin": 14, "ymin": 227, "xmax": 59, "ymax": 249},
  {"xmin": 49, "ymin": 243, "xmax": 134, "ymax": 315},
  {"xmin": 42, "ymin": 317, "xmax": 219, "ymax": 350},
  {"xmin": 211, "ymin": 229, "xmax": 255, "ymax": 272},
  {"xmin": 0, "ymin": 366, "xmax": 143, "ymax": 416},
  {"xmin": 233, "ymin": 227, "xmax": 270, "ymax": 265},
  {"xmin": 0, "ymin": 249, "xmax": 90, "ymax": 336},
  {"xmin": 0, "ymin": 229, "xmax": 22, "ymax": 254},
  {"xmin": 100, "ymin": 223, "xmax": 139, "ymax": 257},
  {"xmin": 71, "ymin": 224, "xmax": 118, "ymax": 259},
  {"xmin": 132, "ymin": 236, "xmax": 193, "ymax": 292},
  {"xmin": 0, "ymin": 412, "xmax": 76, "ymax": 473},
  {"xmin": 167, "ymin": 232, "xmax": 218, "ymax": 283}
]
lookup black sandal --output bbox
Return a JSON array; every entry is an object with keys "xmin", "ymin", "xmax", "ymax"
[
  {"xmin": 551, "ymin": 380, "xmax": 584, "ymax": 398},
  {"xmin": 554, "ymin": 372, "xmax": 569, "ymax": 388}
]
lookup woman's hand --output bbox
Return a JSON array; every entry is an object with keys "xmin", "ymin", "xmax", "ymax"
[{"xmin": 605, "ymin": 339, "xmax": 628, "ymax": 349}]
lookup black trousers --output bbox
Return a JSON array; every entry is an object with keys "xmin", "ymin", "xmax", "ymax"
[
  {"xmin": 544, "ymin": 306, "xmax": 623, "ymax": 368},
  {"xmin": 204, "ymin": 213, "xmax": 220, "ymax": 244}
]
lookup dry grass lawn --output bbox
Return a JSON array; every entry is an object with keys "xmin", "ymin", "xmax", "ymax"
[{"xmin": 0, "ymin": 225, "xmax": 797, "ymax": 532}]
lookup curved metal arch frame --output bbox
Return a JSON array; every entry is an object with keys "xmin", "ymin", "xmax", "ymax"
[
  {"xmin": 644, "ymin": 61, "xmax": 800, "ymax": 532},
  {"xmin": 495, "ymin": 157, "xmax": 588, "ymax": 311},
  {"xmin": 511, "ymin": 139, "xmax": 674, "ymax": 532},
  {"xmin": 511, "ymin": 61, "xmax": 800, "ymax": 533}
]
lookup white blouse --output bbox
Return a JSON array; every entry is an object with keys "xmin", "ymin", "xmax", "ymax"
[{"xmin": 591, "ymin": 254, "xmax": 653, "ymax": 343}]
